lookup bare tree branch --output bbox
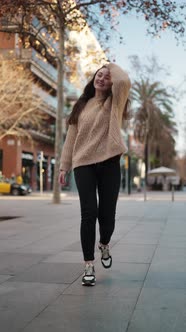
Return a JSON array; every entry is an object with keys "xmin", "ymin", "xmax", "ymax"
[{"xmin": 0, "ymin": 56, "xmax": 46, "ymax": 141}]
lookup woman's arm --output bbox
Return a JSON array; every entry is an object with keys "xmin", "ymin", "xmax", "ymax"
[
  {"xmin": 60, "ymin": 124, "xmax": 77, "ymax": 172},
  {"xmin": 107, "ymin": 63, "xmax": 131, "ymax": 125}
]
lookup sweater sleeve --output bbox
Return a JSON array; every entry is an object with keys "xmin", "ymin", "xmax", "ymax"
[
  {"xmin": 60, "ymin": 124, "xmax": 77, "ymax": 172},
  {"xmin": 107, "ymin": 63, "xmax": 131, "ymax": 126}
]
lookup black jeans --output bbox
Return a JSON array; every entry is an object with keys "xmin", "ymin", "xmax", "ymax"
[{"xmin": 74, "ymin": 155, "xmax": 121, "ymax": 261}]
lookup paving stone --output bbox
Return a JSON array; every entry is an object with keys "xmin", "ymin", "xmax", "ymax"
[
  {"xmin": 135, "ymin": 287, "xmax": 186, "ymax": 309},
  {"xmin": 113, "ymin": 223, "xmax": 138, "ymax": 237},
  {"xmin": 64, "ymin": 277, "xmax": 143, "ymax": 298},
  {"xmin": 145, "ymin": 264, "xmax": 186, "ymax": 289},
  {"xmin": 0, "ymin": 233, "xmax": 51, "ymax": 251},
  {"xmin": 119, "ymin": 233, "xmax": 160, "ymax": 245},
  {"xmin": 94, "ymin": 262, "xmax": 149, "ymax": 283},
  {"xmin": 14, "ymin": 233, "xmax": 79, "ymax": 254},
  {"xmin": 0, "ymin": 253, "xmax": 47, "ymax": 275},
  {"xmin": 127, "ymin": 308, "xmax": 186, "ymax": 332},
  {"xmin": 151, "ymin": 246, "xmax": 186, "ymax": 264},
  {"xmin": 112, "ymin": 244, "xmax": 156, "ymax": 263},
  {"xmin": 0, "ymin": 196, "xmax": 186, "ymax": 332},
  {"xmin": 0, "ymin": 275, "xmax": 12, "ymax": 283},
  {"xmin": 159, "ymin": 235, "xmax": 186, "ymax": 248},
  {"xmin": 62, "ymin": 240, "xmax": 82, "ymax": 251},
  {"xmin": 43, "ymin": 251, "xmax": 83, "ymax": 263},
  {"xmin": 22, "ymin": 295, "xmax": 136, "ymax": 332},
  {"xmin": 0, "ymin": 281, "xmax": 67, "ymax": 332},
  {"xmin": 139, "ymin": 217, "xmax": 167, "ymax": 223},
  {"xmin": 164, "ymin": 223, "xmax": 186, "ymax": 236},
  {"xmin": 144, "ymin": 247, "xmax": 186, "ymax": 288},
  {"xmin": 117, "ymin": 215, "xmax": 140, "ymax": 222},
  {"xmin": 133, "ymin": 222, "xmax": 166, "ymax": 233},
  {"xmin": 11, "ymin": 262, "xmax": 83, "ymax": 284}
]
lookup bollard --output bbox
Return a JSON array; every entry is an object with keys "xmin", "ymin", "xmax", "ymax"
[{"xmin": 171, "ymin": 185, "xmax": 174, "ymax": 202}]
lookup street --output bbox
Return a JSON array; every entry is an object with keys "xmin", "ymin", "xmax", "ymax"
[{"xmin": 0, "ymin": 192, "xmax": 186, "ymax": 332}]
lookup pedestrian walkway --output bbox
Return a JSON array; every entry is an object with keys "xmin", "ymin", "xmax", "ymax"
[{"xmin": 0, "ymin": 193, "xmax": 186, "ymax": 332}]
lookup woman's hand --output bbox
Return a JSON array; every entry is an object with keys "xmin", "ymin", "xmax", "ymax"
[{"xmin": 59, "ymin": 170, "xmax": 67, "ymax": 186}]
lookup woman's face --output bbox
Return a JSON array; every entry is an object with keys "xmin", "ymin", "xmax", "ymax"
[{"xmin": 93, "ymin": 67, "xmax": 112, "ymax": 93}]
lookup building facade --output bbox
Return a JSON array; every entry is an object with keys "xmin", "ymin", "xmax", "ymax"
[
  {"xmin": 0, "ymin": 28, "xmax": 60, "ymax": 190},
  {"xmin": 0, "ymin": 21, "xmax": 107, "ymax": 191}
]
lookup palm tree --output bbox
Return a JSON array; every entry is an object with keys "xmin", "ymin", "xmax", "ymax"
[
  {"xmin": 132, "ymin": 79, "xmax": 177, "ymax": 181},
  {"xmin": 150, "ymin": 112, "xmax": 177, "ymax": 167}
]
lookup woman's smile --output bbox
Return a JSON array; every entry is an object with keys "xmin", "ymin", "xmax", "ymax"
[{"xmin": 94, "ymin": 67, "xmax": 112, "ymax": 95}]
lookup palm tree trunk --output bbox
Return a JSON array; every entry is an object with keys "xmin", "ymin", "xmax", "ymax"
[{"xmin": 52, "ymin": 25, "xmax": 64, "ymax": 204}]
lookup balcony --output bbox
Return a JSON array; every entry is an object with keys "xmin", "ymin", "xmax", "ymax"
[
  {"xmin": 32, "ymin": 85, "xmax": 57, "ymax": 117},
  {"xmin": 32, "ymin": 17, "xmax": 58, "ymax": 53},
  {"xmin": 29, "ymin": 129, "xmax": 55, "ymax": 143},
  {"xmin": 18, "ymin": 48, "xmax": 57, "ymax": 89},
  {"xmin": 0, "ymin": 18, "xmax": 18, "ymax": 31},
  {"xmin": 1, "ymin": 48, "xmax": 79, "ymax": 108},
  {"xmin": 31, "ymin": 49, "xmax": 57, "ymax": 88}
]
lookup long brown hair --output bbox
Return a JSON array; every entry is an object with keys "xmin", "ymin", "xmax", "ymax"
[
  {"xmin": 68, "ymin": 66, "xmax": 131, "ymax": 125},
  {"xmin": 68, "ymin": 66, "xmax": 107, "ymax": 125}
]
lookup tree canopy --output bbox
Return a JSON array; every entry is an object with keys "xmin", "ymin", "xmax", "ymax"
[
  {"xmin": 0, "ymin": 56, "xmax": 45, "ymax": 141},
  {"xmin": 0, "ymin": 0, "xmax": 186, "ymax": 57},
  {"xmin": 132, "ymin": 78, "xmax": 177, "ymax": 166}
]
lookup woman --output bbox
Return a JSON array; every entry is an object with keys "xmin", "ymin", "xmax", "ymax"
[{"xmin": 59, "ymin": 63, "xmax": 131, "ymax": 286}]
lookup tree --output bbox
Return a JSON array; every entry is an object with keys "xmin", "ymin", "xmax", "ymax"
[
  {"xmin": 0, "ymin": 0, "xmax": 185, "ymax": 203},
  {"xmin": 0, "ymin": 56, "xmax": 44, "ymax": 140},
  {"xmin": 132, "ymin": 79, "xmax": 177, "ymax": 176},
  {"xmin": 129, "ymin": 55, "xmax": 178, "ymax": 179}
]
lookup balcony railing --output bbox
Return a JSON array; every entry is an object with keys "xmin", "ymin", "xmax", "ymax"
[
  {"xmin": 32, "ymin": 85, "xmax": 57, "ymax": 117},
  {"xmin": 0, "ymin": 18, "xmax": 18, "ymax": 30},
  {"xmin": 29, "ymin": 129, "xmax": 55, "ymax": 143},
  {"xmin": 32, "ymin": 17, "xmax": 58, "ymax": 53},
  {"xmin": 18, "ymin": 48, "xmax": 57, "ymax": 87},
  {"xmin": 31, "ymin": 49, "xmax": 57, "ymax": 82},
  {"xmin": 1, "ymin": 49, "xmax": 79, "ymax": 105}
]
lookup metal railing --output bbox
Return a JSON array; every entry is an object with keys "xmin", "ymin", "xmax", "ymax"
[
  {"xmin": 32, "ymin": 85, "xmax": 57, "ymax": 112},
  {"xmin": 32, "ymin": 17, "xmax": 58, "ymax": 53},
  {"xmin": 15, "ymin": 48, "xmax": 57, "ymax": 83}
]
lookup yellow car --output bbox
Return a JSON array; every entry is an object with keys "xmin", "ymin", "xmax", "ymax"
[{"xmin": 0, "ymin": 179, "xmax": 32, "ymax": 196}]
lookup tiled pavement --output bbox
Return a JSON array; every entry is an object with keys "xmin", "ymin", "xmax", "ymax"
[{"xmin": 0, "ymin": 192, "xmax": 186, "ymax": 332}]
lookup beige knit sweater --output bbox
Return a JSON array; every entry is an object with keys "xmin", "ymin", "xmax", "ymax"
[{"xmin": 60, "ymin": 63, "xmax": 131, "ymax": 172}]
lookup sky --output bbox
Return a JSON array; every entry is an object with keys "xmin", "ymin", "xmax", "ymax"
[{"xmin": 109, "ymin": 14, "xmax": 186, "ymax": 155}]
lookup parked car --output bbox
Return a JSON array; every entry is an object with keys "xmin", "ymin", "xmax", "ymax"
[{"xmin": 0, "ymin": 179, "xmax": 32, "ymax": 196}]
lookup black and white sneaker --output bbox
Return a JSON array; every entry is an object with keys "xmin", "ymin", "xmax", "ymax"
[
  {"xmin": 98, "ymin": 243, "xmax": 112, "ymax": 269},
  {"xmin": 82, "ymin": 263, "xmax": 96, "ymax": 286}
]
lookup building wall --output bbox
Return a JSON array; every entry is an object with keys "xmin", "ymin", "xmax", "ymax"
[
  {"xmin": 176, "ymin": 157, "xmax": 186, "ymax": 183},
  {"xmin": 0, "ymin": 136, "xmax": 21, "ymax": 177},
  {"xmin": 0, "ymin": 29, "xmax": 56, "ymax": 191},
  {"xmin": 0, "ymin": 32, "xmax": 15, "ymax": 48},
  {"xmin": 0, "ymin": 137, "xmax": 54, "ymax": 191}
]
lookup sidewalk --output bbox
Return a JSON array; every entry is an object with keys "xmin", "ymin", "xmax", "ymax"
[{"xmin": 0, "ymin": 193, "xmax": 186, "ymax": 332}]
